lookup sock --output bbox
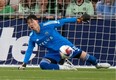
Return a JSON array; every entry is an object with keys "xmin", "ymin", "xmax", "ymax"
[{"xmin": 85, "ymin": 54, "xmax": 98, "ymax": 65}]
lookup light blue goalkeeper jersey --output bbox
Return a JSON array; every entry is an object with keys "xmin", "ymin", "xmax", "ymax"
[{"xmin": 24, "ymin": 17, "xmax": 77, "ymax": 63}]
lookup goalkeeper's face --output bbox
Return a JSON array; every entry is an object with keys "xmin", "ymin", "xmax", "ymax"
[{"xmin": 27, "ymin": 19, "xmax": 40, "ymax": 32}]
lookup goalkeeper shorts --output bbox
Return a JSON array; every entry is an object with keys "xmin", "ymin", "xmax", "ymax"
[{"xmin": 43, "ymin": 46, "xmax": 82, "ymax": 63}]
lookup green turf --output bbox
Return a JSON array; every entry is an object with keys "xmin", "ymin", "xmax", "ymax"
[{"xmin": 0, "ymin": 67, "xmax": 115, "ymax": 80}]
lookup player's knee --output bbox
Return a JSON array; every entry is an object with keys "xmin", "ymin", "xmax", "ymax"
[
  {"xmin": 40, "ymin": 59, "xmax": 59, "ymax": 70},
  {"xmin": 40, "ymin": 62, "xmax": 49, "ymax": 70},
  {"xmin": 76, "ymin": 51, "xmax": 89, "ymax": 60},
  {"xmin": 80, "ymin": 51, "xmax": 87, "ymax": 60},
  {"xmin": 40, "ymin": 58, "xmax": 51, "ymax": 70}
]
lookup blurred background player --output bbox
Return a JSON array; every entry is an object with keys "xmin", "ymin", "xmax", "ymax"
[
  {"xmin": 65, "ymin": 0, "xmax": 94, "ymax": 17},
  {"xmin": 96, "ymin": 0, "xmax": 116, "ymax": 19},
  {"xmin": 17, "ymin": 0, "xmax": 48, "ymax": 18},
  {"xmin": 18, "ymin": 0, "xmax": 41, "ymax": 14},
  {"xmin": 8, "ymin": 0, "xmax": 19, "ymax": 12},
  {"xmin": 18, "ymin": 14, "xmax": 110, "ymax": 70},
  {"xmin": 0, "ymin": 0, "xmax": 15, "ymax": 18},
  {"xmin": 90, "ymin": 0, "xmax": 98, "ymax": 15}
]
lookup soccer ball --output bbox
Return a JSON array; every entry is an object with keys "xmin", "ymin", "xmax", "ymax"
[{"xmin": 60, "ymin": 45, "xmax": 73, "ymax": 59}]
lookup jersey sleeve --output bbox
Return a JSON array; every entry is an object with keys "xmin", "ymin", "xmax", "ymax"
[
  {"xmin": 43, "ymin": 17, "xmax": 77, "ymax": 28},
  {"xmin": 23, "ymin": 38, "xmax": 35, "ymax": 63}
]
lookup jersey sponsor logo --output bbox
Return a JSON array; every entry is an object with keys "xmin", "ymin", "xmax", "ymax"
[
  {"xmin": 38, "ymin": 36, "xmax": 53, "ymax": 46},
  {"xmin": 0, "ymin": 28, "xmax": 37, "ymax": 62}
]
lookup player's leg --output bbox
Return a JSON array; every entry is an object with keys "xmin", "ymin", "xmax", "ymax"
[
  {"xmin": 40, "ymin": 51, "xmax": 62, "ymax": 70},
  {"xmin": 40, "ymin": 57, "xmax": 77, "ymax": 70},
  {"xmin": 40, "ymin": 58, "xmax": 59, "ymax": 70},
  {"xmin": 60, "ymin": 45, "xmax": 110, "ymax": 69},
  {"xmin": 66, "ymin": 46, "xmax": 98, "ymax": 66},
  {"xmin": 79, "ymin": 51, "xmax": 98, "ymax": 65},
  {"xmin": 78, "ymin": 51, "xmax": 110, "ymax": 68},
  {"xmin": 39, "ymin": 51, "xmax": 77, "ymax": 70},
  {"xmin": 71, "ymin": 46, "xmax": 110, "ymax": 68}
]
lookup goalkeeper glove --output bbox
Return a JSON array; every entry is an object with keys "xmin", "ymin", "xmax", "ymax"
[
  {"xmin": 18, "ymin": 63, "xmax": 26, "ymax": 70},
  {"xmin": 77, "ymin": 13, "xmax": 90, "ymax": 23}
]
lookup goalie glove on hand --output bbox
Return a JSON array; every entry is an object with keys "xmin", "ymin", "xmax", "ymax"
[
  {"xmin": 18, "ymin": 63, "xmax": 26, "ymax": 70},
  {"xmin": 77, "ymin": 13, "xmax": 90, "ymax": 23}
]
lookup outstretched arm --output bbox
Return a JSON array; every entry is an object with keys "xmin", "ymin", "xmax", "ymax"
[
  {"xmin": 43, "ymin": 13, "xmax": 91, "ymax": 28},
  {"xmin": 56, "ymin": 13, "xmax": 91, "ymax": 27},
  {"xmin": 43, "ymin": 17, "xmax": 77, "ymax": 28},
  {"xmin": 18, "ymin": 39, "xmax": 35, "ymax": 70}
]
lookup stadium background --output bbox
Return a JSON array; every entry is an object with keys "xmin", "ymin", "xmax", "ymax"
[
  {"xmin": 0, "ymin": 0, "xmax": 115, "ymax": 68},
  {"xmin": 0, "ymin": 18, "xmax": 115, "ymax": 67}
]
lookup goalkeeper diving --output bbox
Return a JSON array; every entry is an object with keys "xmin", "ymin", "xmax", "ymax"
[{"xmin": 19, "ymin": 13, "xmax": 110, "ymax": 70}]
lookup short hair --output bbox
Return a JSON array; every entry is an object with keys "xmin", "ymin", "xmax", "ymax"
[{"xmin": 26, "ymin": 15, "xmax": 38, "ymax": 23}]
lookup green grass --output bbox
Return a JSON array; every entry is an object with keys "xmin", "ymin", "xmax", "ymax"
[{"xmin": 0, "ymin": 67, "xmax": 115, "ymax": 80}]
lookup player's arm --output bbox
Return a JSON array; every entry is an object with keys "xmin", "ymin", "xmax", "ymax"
[
  {"xmin": 56, "ymin": 13, "xmax": 91, "ymax": 27},
  {"xmin": 60, "ymin": 13, "xmax": 91, "ymax": 24},
  {"xmin": 43, "ymin": 13, "xmax": 90, "ymax": 28},
  {"xmin": 43, "ymin": 17, "xmax": 77, "ymax": 27},
  {"xmin": 18, "ymin": 39, "xmax": 35, "ymax": 70}
]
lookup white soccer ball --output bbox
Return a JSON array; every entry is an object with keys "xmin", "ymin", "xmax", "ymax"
[{"xmin": 59, "ymin": 45, "xmax": 73, "ymax": 59}]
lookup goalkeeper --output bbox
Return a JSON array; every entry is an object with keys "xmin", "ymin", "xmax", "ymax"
[{"xmin": 19, "ymin": 14, "xmax": 110, "ymax": 70}]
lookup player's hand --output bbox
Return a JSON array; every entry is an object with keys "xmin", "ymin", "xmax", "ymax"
[
  {"xmin": 77, "ymin": 13, "xmax": 90, "ymax": 23},
  {"xmin": 18, "ymin": 63, "xmax": 26, "ymax": 70}
]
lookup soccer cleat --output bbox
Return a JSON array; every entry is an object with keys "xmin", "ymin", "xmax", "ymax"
[
  {"xmin": 96, "ymin": 63, "xmax": 111, "ymax": 69},
  {"xmin": 63, "ymin": 59, "xmax": 77, "ymax": 70}
]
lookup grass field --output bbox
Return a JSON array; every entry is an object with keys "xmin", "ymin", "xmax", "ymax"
[{"xmin": 0, "ymin": 67, "xmax": 115, "ymax": 80}]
